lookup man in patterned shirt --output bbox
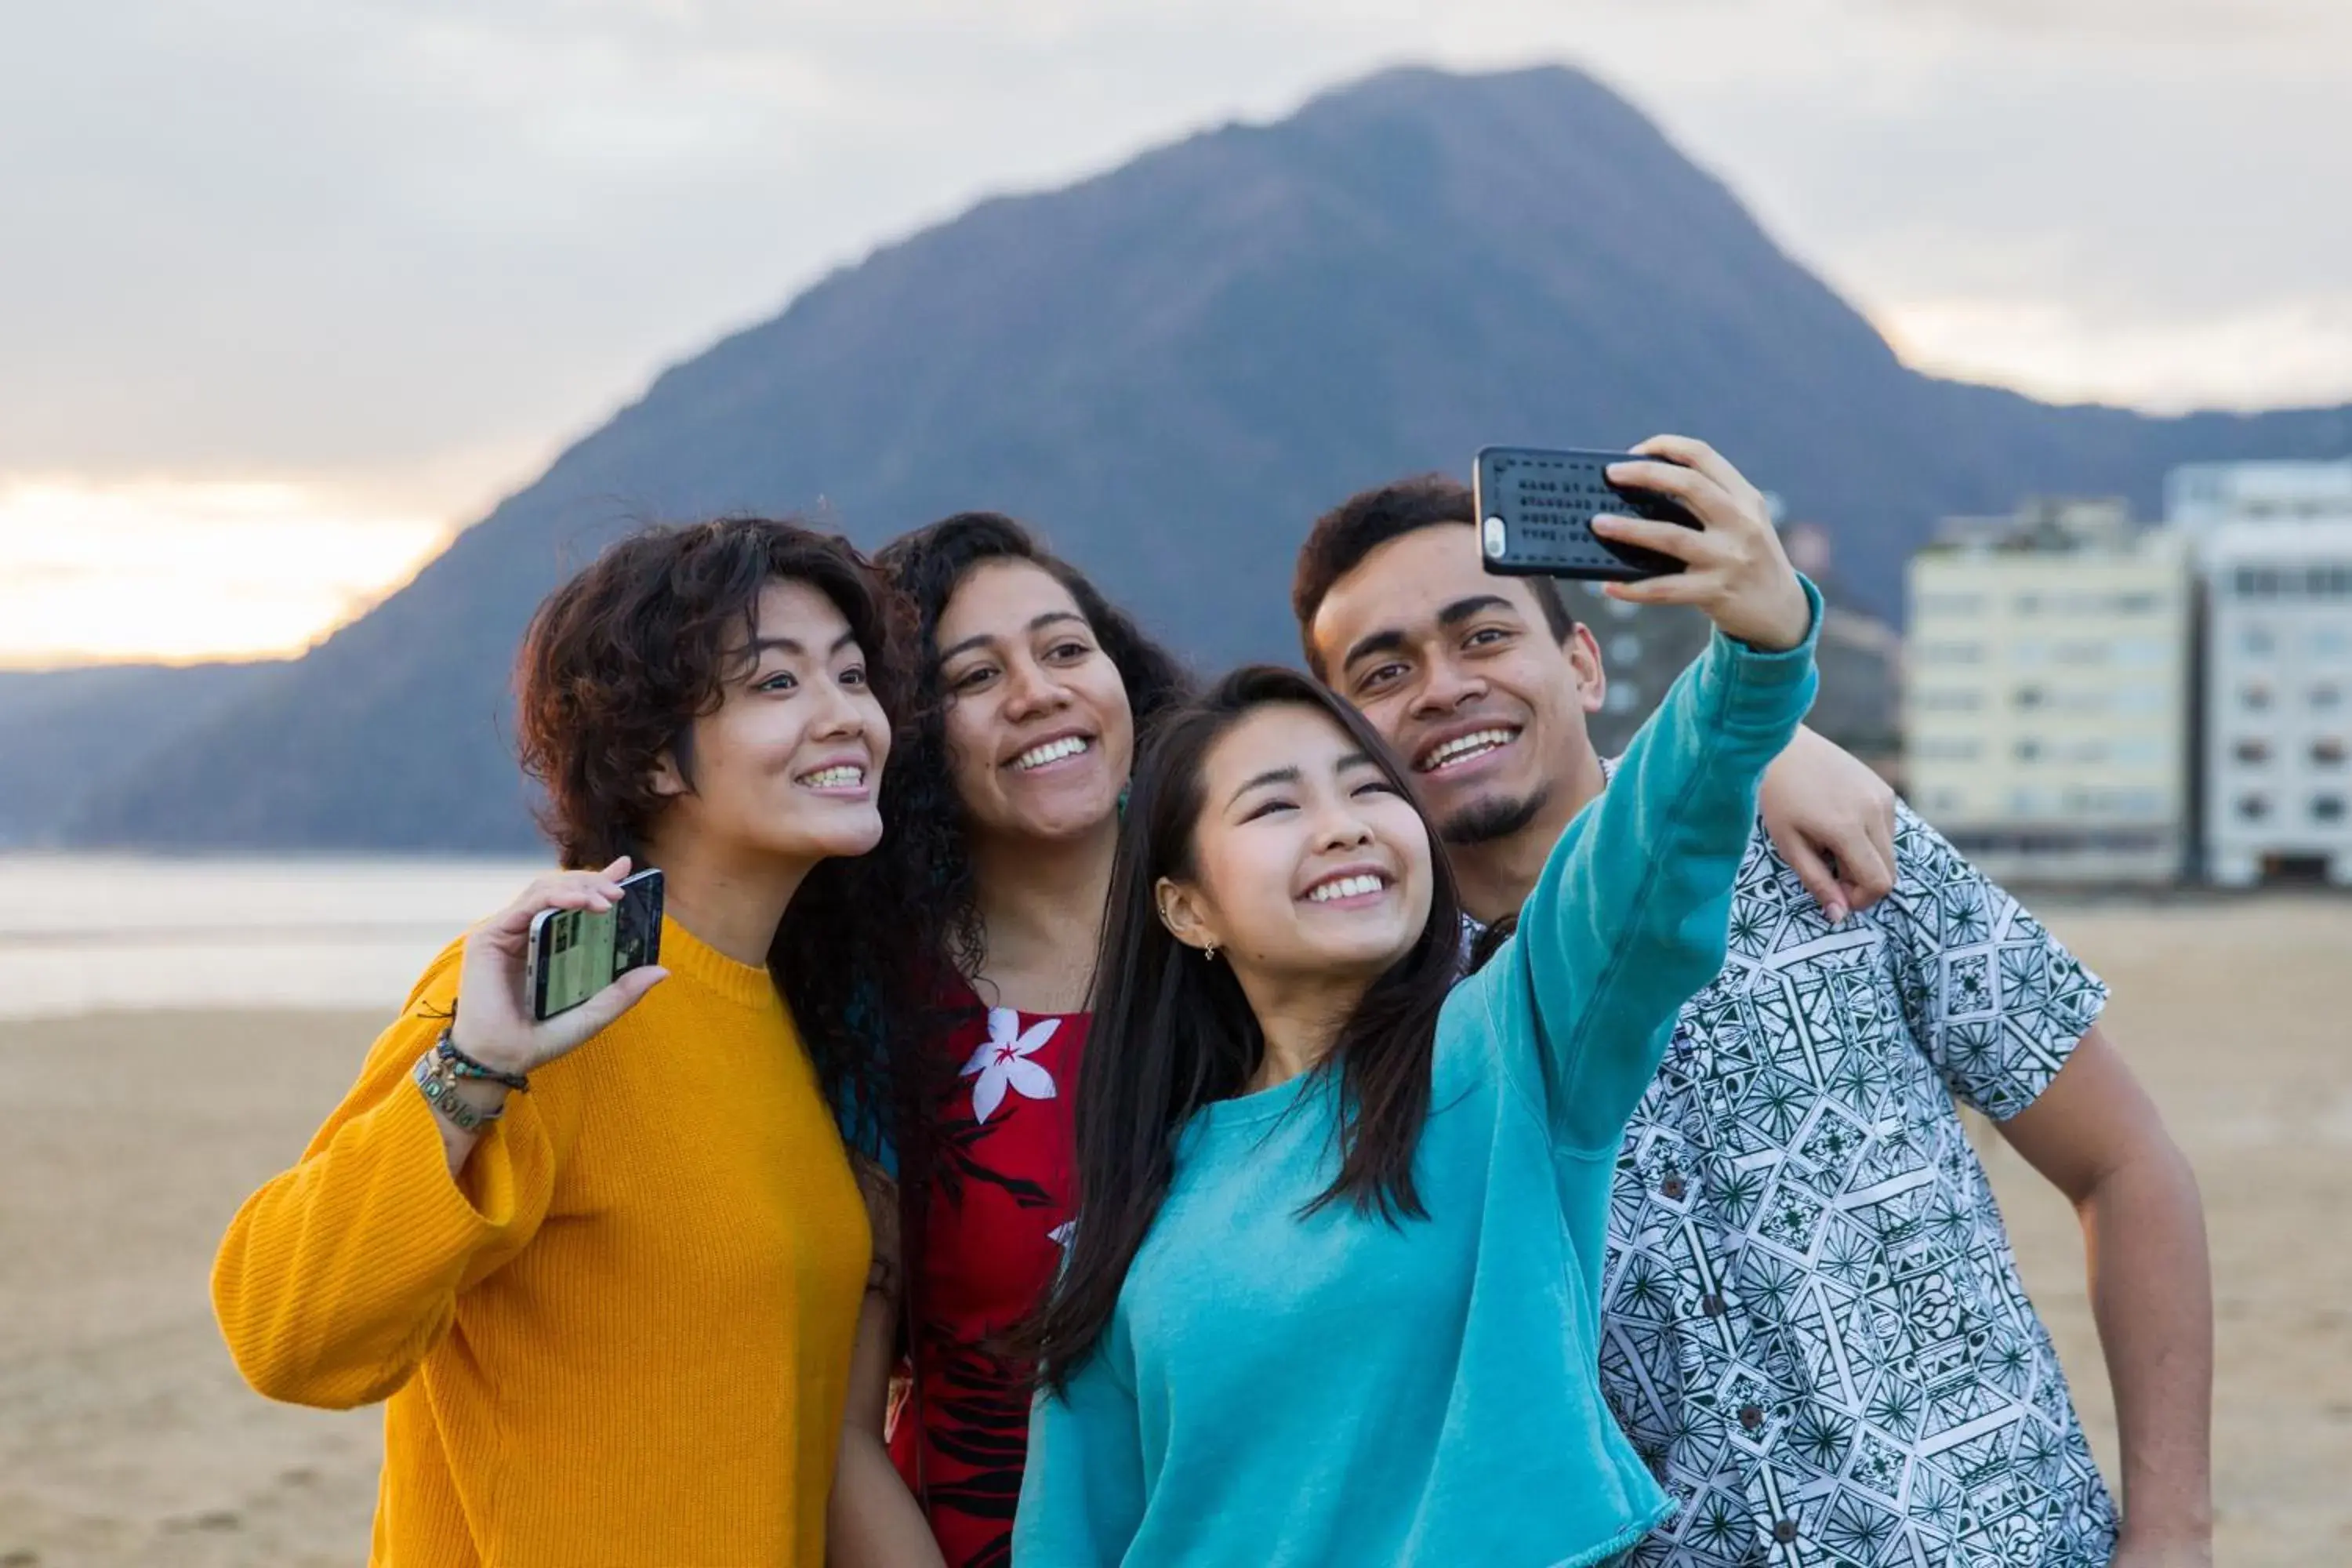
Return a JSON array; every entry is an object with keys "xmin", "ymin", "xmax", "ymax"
[{"xmin": 1293, "ymin": 444, "xmax": 2213, "ymax": 1567}]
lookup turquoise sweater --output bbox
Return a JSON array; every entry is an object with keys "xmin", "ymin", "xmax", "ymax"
[{"xmin": 1014, "ymin": 594, "xmax": 1821, "ymax": 1568}]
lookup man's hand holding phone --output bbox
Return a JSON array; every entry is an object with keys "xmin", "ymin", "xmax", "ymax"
[
  {"xmin": 449, "ymin": 858, "xmax": 670, "ymax": 1086},
  {"xmin": 1589, "ymin": 434, "xmax": 1813, "ymax": 652}
]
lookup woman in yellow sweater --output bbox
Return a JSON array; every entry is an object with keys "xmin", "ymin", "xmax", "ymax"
[{"xmin": 212, "ymin": 517, "xmax": 909, "ymax": 1567}]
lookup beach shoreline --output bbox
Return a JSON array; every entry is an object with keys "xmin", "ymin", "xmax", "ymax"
[{"xmin": 3, "ymin": 900, "xmax": 2349, "ymax": 1565}]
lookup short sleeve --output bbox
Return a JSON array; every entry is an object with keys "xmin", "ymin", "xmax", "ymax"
[{"xmin": 1875, "ymin": 805, "xmax": 2108, "ymax": 1120}]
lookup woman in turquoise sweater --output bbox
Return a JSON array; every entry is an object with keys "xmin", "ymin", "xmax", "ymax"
[{"xmin": 1014, "ymin": 452, "xmax": 1822, "ymax": 1567}]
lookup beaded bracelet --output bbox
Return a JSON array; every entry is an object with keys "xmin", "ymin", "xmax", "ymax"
[
  {"xmin": 413, "ymin": 1049, "xmax": 503, "ymax": 1133},
  {"xmin": 434, "ymin": 1027, "xmax": 531, "ymax": 1093}
]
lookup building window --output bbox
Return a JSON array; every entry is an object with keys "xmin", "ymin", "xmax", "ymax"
[
  {"xmin": 2244, "ymin": 682, "xmax": 2274, "ymax": 710},
  {"xmin": 2009, "ymin": 641, "xmax": 2047, "ymax": 667},
  {"xmin": 1920, "ymin": 642, "xmax": 1986, "ymax": 665},
  {"xmin": 1914, "ymin": 689, "xmax": 1983, "ymax": 712},
  {"xmin": 2314, "ymin": 737, "xmax": 2348, "ymax": 767},
  {"xmin": 2111, "ymin": 738, "xmax": 2165, "ymax": 765},
  {"xmin": 1602, "ymin": 682, "xmax": 1640, "ymax": 713},
  {"xmin": 1915, "ymin": 737, "xmax": 1983, "ymax": 762},
  {"xmin": 2014, "ymin": 685, "xmax": 2045, "ymax": 710},
  {"xmin": 2055, "ymin": 642, "xmax": 2107, "ymax": 666},
  {"xmin": 2238, "ymin": 794, "xmax": 2270, "ymax": 821},
  {"xmin": 2241, "ymin": 626, "xmax": 2276, "ymax": 657},
  {"xmin": 2312, "ymin": 626, "xmax": 2352, "ymax": 659},
  {"xmin": 2015, "ymin": 738, "xmax": 2043, "ymax": 762},
  {"xmin": 2113, "ymin": 639, "xmax": 2170, "ymax": 667},
  {"xmin": 2315, "ymin": 684, "xmax": 2343, "ymax": 710},
  {"xmin": 1609, "ymin": 633, "xmax": 1643, "ymax": 665},
  {"xmin": 2113, "ymin": 592, "xmax": 2160, "ymax": 615},
  {"xmin": 1916, "ymin": 592, "xmax": 1986, "ymax": 617},
  {"xmin": 2315, "ymin": 796, "xmax": 2347, "ymax": 824},
  {"xmin": 2234, "ymin": 739, "xmax": 2272, "ymax": 765}
]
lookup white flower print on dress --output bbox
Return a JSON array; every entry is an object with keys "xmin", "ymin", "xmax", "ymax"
[{"xmin": 960, "ymin": 1007, "xmax": 1059, "ymax": 1123}]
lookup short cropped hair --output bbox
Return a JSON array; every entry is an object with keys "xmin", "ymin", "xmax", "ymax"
[{"xmin": 1292, "ymin": 474, "xmax": 1576, "ymax": 676}]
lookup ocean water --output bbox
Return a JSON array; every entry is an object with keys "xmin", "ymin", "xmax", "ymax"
[{"xmin": 0, "ymin": 854, "xmax": 552, "ymax": 1019}]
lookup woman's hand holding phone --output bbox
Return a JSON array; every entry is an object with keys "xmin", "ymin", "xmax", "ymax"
[
  {"xmin": 1589, "ymin": 435, "xmax": 1813, "ymax": 652},
  {"xmin": 452, "ymin": 857, "xmax": 670, "ymax": 1081}
]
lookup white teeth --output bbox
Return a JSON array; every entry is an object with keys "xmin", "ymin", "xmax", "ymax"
[
  {"xmin": 1306, "ymin": 873, "xmax": 1387, "ymax": 904},
  {"xmin": 1417, "ymin": 728, "xmax": 1515, "ymax": 772},
  {"xmin": 803, "ymin": 765, "xmax": 865, "ymax": 789},
  {"xmin": 1014, "ymin": 736, "xmax": 1091, "ymax": 771}
]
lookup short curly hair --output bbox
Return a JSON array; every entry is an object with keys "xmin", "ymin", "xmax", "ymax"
[
  {"xmin": 514, "ymin": 515, "xmax": 908, "ymax": 867},
  {"xmin": 512, "ymin": 515, "xmax": 911, "ymax": 1147}
]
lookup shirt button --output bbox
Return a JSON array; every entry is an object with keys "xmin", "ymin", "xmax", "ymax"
[
  {"xmin": 1738, "ymin": 1404, "xmax": 1763, "ymax": 1430},
  {"xmin": 1661, "ymin": 1175, "xmax": 1686, "ymax": 1200},
  {"xmin": 1700, "ymin": 1293, "xmax": 1726, "ymax": 1317},
  {"xmin": 1773, "ymin": 1519, "xmax": 1798, "ymax": 1544}
]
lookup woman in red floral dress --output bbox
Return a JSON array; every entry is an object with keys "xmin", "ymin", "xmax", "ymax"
[{"xmin": 827, "ymin": 514, "xmax": 1189, "ymax": 1568}]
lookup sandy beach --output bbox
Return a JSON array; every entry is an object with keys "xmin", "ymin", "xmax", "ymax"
[{"xmin": 2, "ymin": 897, "xmax": 2348, "ymax": 1566}]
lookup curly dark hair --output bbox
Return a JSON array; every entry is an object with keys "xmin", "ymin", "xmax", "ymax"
[
  {"xmin": 874, "ymin": 512, "xmax": 1193, "ymax": 985},
  {"xmin": 513, "ymin": 514, "xmax": 911, "ymax": 1148}
]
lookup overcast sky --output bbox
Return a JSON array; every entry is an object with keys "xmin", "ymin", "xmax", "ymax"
[{"xmin": 4, "ymin": 0, "xmax": 2347, "ymax": 665}]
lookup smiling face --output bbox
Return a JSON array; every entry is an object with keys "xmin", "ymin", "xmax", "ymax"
[
  {"xmin": 1157, "ymin": 702, "xmax": 1434, "ymax": 985},
  {"xmin": 1307, "ymin": 524, "xmax": 1607, "ymax": 847},
  {"xmin": 651, "ymin": 576, "xmax": 891, "ymax": 865},
  {"xmin": 935, "ymin": 558, "xmax": 1136, "ymax": 848}
]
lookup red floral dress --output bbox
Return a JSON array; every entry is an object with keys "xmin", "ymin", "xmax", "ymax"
[{"xmin": 889, "ymin": 993, "xmax": 1084, "ymax": 1568}]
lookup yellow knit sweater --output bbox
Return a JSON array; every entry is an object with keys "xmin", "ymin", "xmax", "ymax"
[{"xmin": 213, "ymin": 916, "xmax": 870, "ymax": 1567}]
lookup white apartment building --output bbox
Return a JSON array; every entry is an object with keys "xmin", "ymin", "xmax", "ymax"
[
  {"xmin": 1906, "ymin": 499, "xmax": 2192, "ymax": 884},
  {"xmin": 2167, "ymin": 459, "xmax": 2352, "ymax": 534},
  {"xmin": 2201, "ymin": 518, "xmax": 2352, "ymax": 886}
]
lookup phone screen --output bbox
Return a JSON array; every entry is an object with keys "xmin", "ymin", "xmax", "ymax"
[
  {"xmin": 538, "ymin": 906, "xmax": 618, "ymax": 1018},
  {"xmin": 531, "ymin": 870, "xmax": 664, "ymax": 1020}
]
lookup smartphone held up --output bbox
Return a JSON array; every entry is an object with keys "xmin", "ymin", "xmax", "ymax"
[
  {"xmin": 1473, "ymin": 445, "xmax": 1704, "ymax": 581},
  {"xmin": 525, "ymin": 868, "xmax": 666, "ymax": 1022}
]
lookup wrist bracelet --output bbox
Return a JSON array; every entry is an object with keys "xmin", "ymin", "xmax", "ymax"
[
  {"xmin": 414, "ymin": 1049, "xmax": 504, "ymax": 1133},
  {"xmin": 435, "ymin": 1027, "xmax": 530, "ymax": 1092}
]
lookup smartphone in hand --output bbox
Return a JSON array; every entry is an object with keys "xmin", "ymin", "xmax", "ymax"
[
  {"xmin": 1473, "ymin": 445, "xmax": 1702, "ymax": 581},
  {"xmin": 524, "ymin": 868, "xmax": 666, "ymax": 1022}
]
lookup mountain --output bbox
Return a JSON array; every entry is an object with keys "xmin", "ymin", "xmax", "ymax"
[
  {"xmin": 0, "ymin": 661, "xmax": 283, "ymax": 846},
  {"xmin": 48, "ymin": 64, "xmax": 2352, "ymax": 851}
]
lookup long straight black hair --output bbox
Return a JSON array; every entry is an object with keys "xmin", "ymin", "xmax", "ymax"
[{"xmin": 1023, "ymin": 665, "xmax": 1466, "ymax": 1395}]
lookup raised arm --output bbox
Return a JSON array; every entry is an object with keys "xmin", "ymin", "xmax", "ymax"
[
  {"xmin": 1488, "ymin": 436, "xmax": 1819, "ymax": 1154},
  {"xmin": 211, "ymin": 864, "xmax": 660, "ymax": 1408},
  {"xmin": 211, "ymin": 950, "xmax": 560, "ymax": 1406}
]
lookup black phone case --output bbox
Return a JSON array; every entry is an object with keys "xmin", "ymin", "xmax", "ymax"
[{"xmin": 1472, "ymin": 446, "xmax": 1701, "ymax": 581}]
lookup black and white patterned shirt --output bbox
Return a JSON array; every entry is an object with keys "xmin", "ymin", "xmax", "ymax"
[{"xmin": 1592, "ymin": 804, "xmax": 2117, "ymax": 1567}]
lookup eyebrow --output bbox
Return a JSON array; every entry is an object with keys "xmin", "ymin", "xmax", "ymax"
[
  {"xmin": 1227, "ymin": 764, "xmax": 1301, "ymax": 808},
  {"xmin": 1339, "ymin": 595, "xmax": 1519, "ymax": 673},
  {"xmin": 936, "ymin": 610, "xmax": 1089, "ymax": 666},
  {"xmin": 747, "ymin": 629, "xmax": 860, "ymax": 662},
  {"xmin": 1226, "ymin": 751, "xmax": 1377, "ymax": 808}
]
